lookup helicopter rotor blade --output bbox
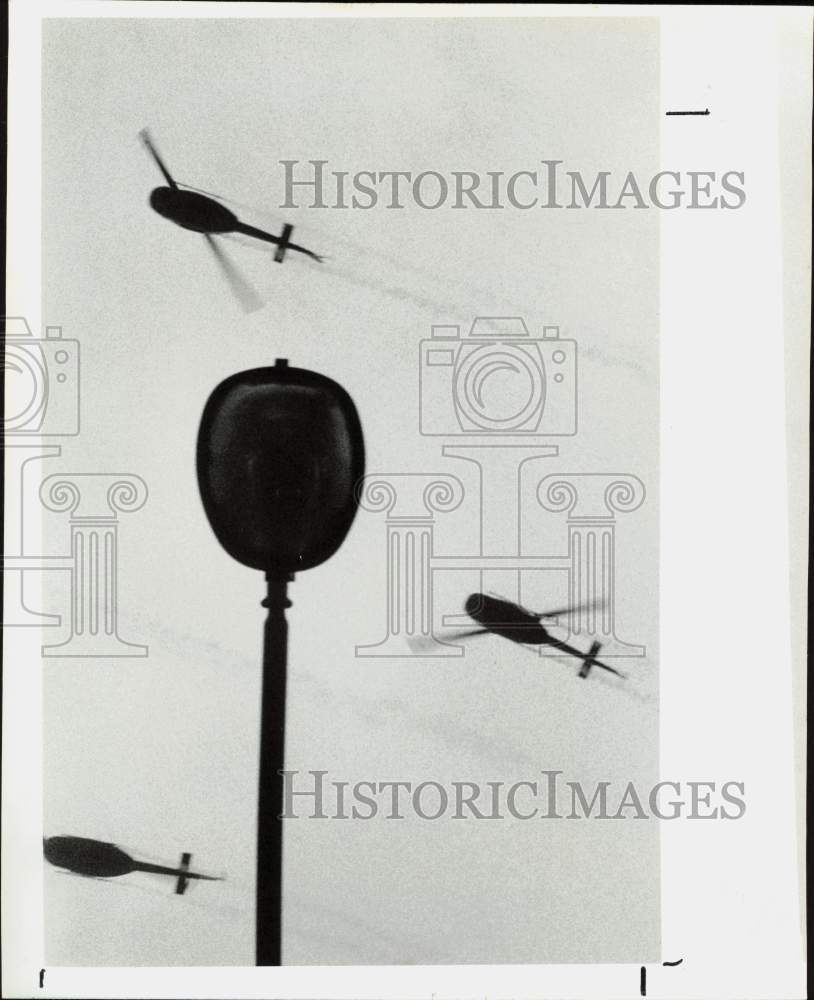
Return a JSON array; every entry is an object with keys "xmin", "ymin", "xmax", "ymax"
[
  {"xmin": 177, "ymin": 181, "xmax": 228, "ymax": 199},
  {"xmin": 443, "ymin": 627, "xmax": 491, "ymax": 641},
  {"xmin": 202, "ymin": 235, "xmax": 263, "ymax": 313},
  {"xmin": 534, "ymin": 598, "xmax": 608, "ymax": 621},
  {"xmin": 138, "ymin": 129, "xmax": 178, "ymax": 189},
  {"xmin": 406, "ymin": 629, "xmax": 490, "ymax": 654},
  {"xmin": 465, "ymin": 594, "xmax": 606, "ymax": 623}
]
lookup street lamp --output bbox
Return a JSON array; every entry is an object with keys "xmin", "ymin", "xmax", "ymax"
[{"xmin": 197, "ymin": 358, "xmax": 364, "ymax": 965}]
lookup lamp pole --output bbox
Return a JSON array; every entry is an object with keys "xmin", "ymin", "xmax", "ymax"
[{"xmin": 256, "ymin": 572, "xmax": 292, "ymax": 966}]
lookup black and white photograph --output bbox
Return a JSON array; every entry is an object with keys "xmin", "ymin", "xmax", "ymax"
[{"xmin": 2, "ymin": 4, "xmax": 810, "ymax": 998}]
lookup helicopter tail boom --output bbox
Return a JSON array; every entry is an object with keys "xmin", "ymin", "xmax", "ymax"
[
  {"xmin": 233, "ymin": 220, "xmax": 323, "ymax": 263},
  {"xmin": 130, "ymin": 853, "xmax": 220, "ymax": 892}
]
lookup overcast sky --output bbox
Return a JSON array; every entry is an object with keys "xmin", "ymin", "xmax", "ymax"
[{"xmin": 40, "ymin": 14, "xmax": 660, "ymax": 966}]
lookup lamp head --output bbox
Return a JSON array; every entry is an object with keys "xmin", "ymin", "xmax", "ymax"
[{"xmin": 197, "ymin": 360, "xmax": 364, "ymax": 574}]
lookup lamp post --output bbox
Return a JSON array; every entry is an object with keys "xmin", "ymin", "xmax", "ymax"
[{"xmin": 197, "ymin": 359, "xmax": 364, "ymax": 965}]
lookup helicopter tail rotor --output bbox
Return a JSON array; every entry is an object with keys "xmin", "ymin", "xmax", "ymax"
[
  {"xmin": 577, "ymin": 641, "xmax": 624, "ymax": 679},
  {"xmin": 273, "ymin": 224, "xmax": 294, "ymax": 263},
  {"xmin": 175, "ymin": 853, "xmax": 192, "ymax": 895}
]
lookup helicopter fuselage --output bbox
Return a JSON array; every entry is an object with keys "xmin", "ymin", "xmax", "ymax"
[
  {"xmin": 44, "ymin": 835, "xmax": 217, "ymax": 885},
  {"xmin": 460, "ymin": 591, "xmax": 622, "ymax": 678},
  {"xmin": 44, "ymin": 836, "xmax": 136, "ymax": 877},
  {"xmin": 149, "ymin": 186, "xmax": 238, "ymax": 234},
  {"xmin": 465, "ymin": 592, "xmax": 551, "ymax": 645}
]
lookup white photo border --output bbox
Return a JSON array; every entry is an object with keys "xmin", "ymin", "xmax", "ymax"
[{"xmin": 3, "ymin": 3, "xmax": 809, "ymax": 998}]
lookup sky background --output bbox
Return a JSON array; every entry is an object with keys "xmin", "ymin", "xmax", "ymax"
[{"xmin": 40, "ymin": 15, "xmax": 659, "ymax": 966}]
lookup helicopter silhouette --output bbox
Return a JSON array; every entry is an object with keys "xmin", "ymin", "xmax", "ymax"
[
  {"xmin": 421, "ymin": 593, "xmax": 627, "ymax": 679},
  {"xmin": 139, "ymin": 129, "xmax": 322, "ymax": 310},
  {"xmin": 44, "ymin": 835, "xmax": 221, "ymax": 895}
]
